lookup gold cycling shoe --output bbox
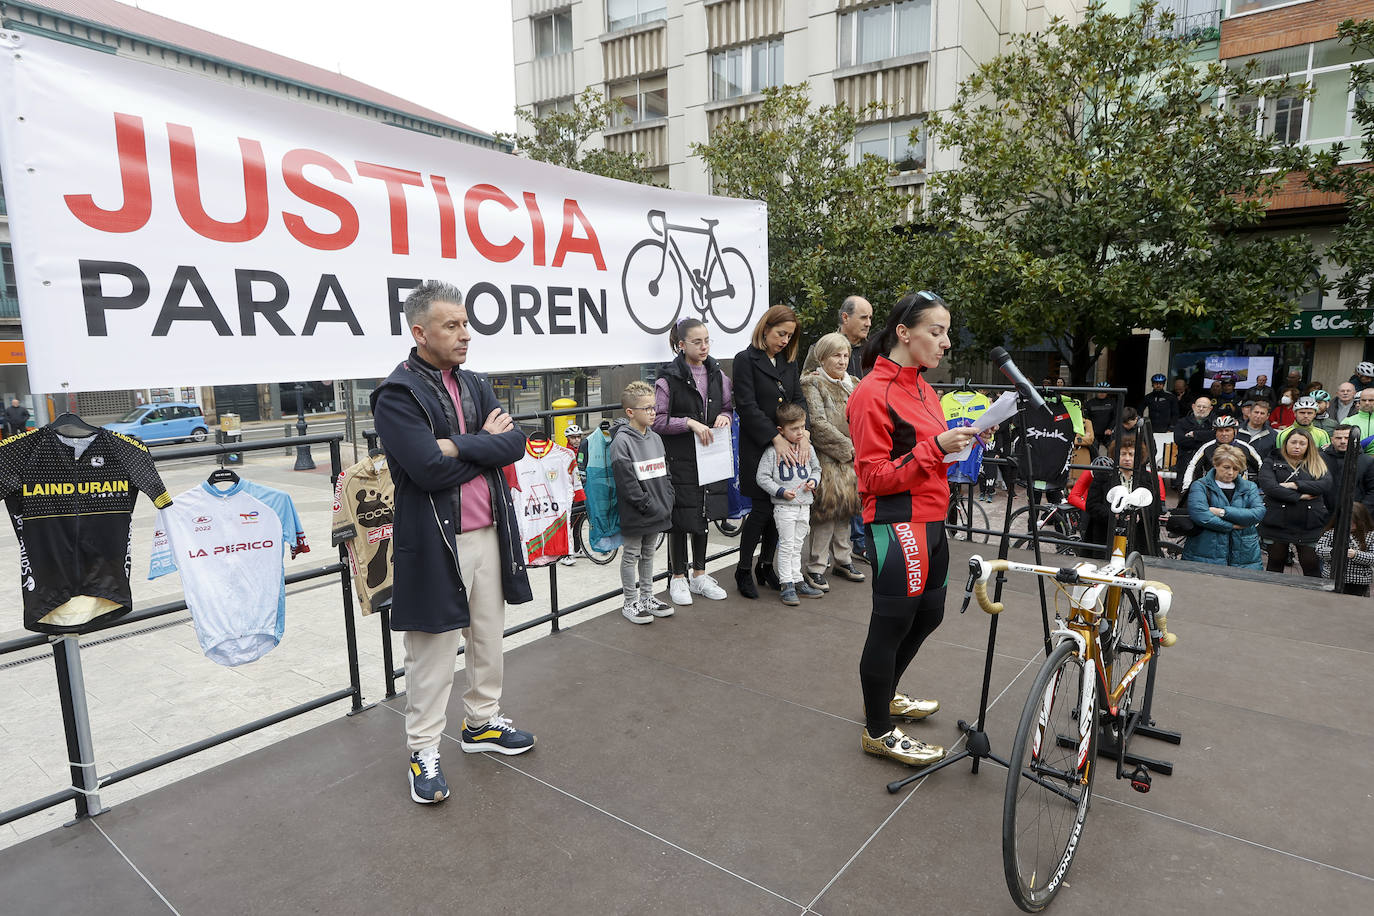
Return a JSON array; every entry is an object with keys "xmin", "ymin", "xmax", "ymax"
[
  {"xmin": 861, "ymin": 727, "xmax": 945, "ymax": 767},
  {"xmin": 889, "ymin": 693, "xmax": 940, "ymax": 720}
]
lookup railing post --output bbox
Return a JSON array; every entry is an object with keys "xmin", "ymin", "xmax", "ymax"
[
  {"xmin": 549, "ymin": 565, "xmax": 560, "ymax": 634},
  {"xmin": 52, "ymin": 636, "xmax": 103, "ymax": 819},
  {"xmin": 330, "ymin": 439, "xmax": 365, "ymax": 714}
]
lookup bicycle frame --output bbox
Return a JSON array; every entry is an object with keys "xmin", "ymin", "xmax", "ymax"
[{"xmin": 645, "ymin": 210, "xmax": 734, "ymax": 306}]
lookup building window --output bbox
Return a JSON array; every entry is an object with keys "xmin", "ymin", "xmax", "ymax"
[
  {"xmin": 710, "ymin": 39, "xmax": 784, "ymax": 101},
  {"xmin": 1226, "ymin": 0, "xmax": 1308, "ymax": 15},
  {"xmin": 607, "ymin": 0, "xmax": 666, "ymax": 32},
  {"xmin": 855, "ymin": 117, "xmax": 926, "ymax": 171},
  {"xmin": 534, "ymin": 97, "xmax": 575, "ymax": 119},
  {"xmin": 0, "ymin": 243, "xmax": 16, "ymax": 299},
  {"xmin": 1226, "ymin": 38, "xmax": 1374, "ymax": 156},
  {"xmin": 609, "ymin": 75, "xmax": 668, "ymax": 125},
  {"xmin": 0, "ymin": 164, "xmax": 7, "ymax": 216},
  {"xmin": 534, "ymin": 10, "xmax": 573, "ymax": 58},
  {"xmin": 838, "ymin": 0, "xmax": 931, "ymax": 69}
]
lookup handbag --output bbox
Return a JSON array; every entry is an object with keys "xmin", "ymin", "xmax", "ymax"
[{"xmin": 1165, "ymin": 504, "xmax": 1197, "ymax": 536}]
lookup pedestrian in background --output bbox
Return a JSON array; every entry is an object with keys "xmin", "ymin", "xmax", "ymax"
[
  {"xmin": 3, "ymin": 398, "xmax": 29, "ymax": 438},
  {"xmin": 1258, "ymin": 427, "xmax": 1332, "ymax": 577}
]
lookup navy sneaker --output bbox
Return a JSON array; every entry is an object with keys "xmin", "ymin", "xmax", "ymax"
[
  {"xmin": 797, "ymin": 579, "xmax": 824, "ymax": 599},
  {"xmin": 408, "ymin": 747, "xmax": 449, "ymax": 804},
  {"xmin": 461, "ymin": 714, "xmax": 537, "ymax": 756}
]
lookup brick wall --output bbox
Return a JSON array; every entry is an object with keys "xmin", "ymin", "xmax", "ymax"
[
  {"xmin": 1220, "ymin": 0, "xmax": 1374, "ymax": 59},
  {"xmin": 1268, "ymin": 169, "xmax": 1348, "ymax": 211}
]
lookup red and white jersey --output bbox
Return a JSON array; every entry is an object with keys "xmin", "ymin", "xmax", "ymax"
[{"xmin": 510, "ymin": 438, "xmax": 575, "ymax": 566}]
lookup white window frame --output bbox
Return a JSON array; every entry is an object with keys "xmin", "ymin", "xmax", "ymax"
[
  {"xmin": 1224, "ymin": 0, "xmax": 1317, "ymax": 19},
  {"xmin": 838, "ymin": 0, "xmax": 932, "ymax": 69},
  {"xmin": 533, "ymin": 10, "xmax": 573, "ymax": 58},
  {"xmin": 533, "ymin": 97, "xmax": 575, "ymax": 119},
  {"xmin": 1225, "ymin": 40, "xmax": 1374, "ymax": 158},
  {"xmin": 607, "ymin": 75, "xmax": 669, "ymax": 126},
  {"xmin": 607, "ymin": 0, "xmax": 667, "ymax": 33},
  {"xmin": 710, "ymin": 39, "xmax": 784, "ymax": 101},
  {"xmin": 853, "ymin": 117, "xmax": 926, "ymax": 172}
]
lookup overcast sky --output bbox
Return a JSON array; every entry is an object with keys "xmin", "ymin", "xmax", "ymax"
[{"xmin": 113, "ymin": 0, "xmax": 518, "ymax": 136}]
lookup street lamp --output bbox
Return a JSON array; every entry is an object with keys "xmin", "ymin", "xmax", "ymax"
[{"xmin": 293, "ymin": 383, "xmax": 315, "ymax": 470}]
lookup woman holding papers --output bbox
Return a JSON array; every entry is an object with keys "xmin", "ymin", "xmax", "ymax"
[
  {"xmin": 801, "ymin": 332, "xmax": 865, "ymax": 590},
  {"xmin": 653, "ymin": 317, "xmax": 734, "ymax": 605},
  {"xmin": 849, "ymin": 291, "xmax": 978, "ymax": 769}
]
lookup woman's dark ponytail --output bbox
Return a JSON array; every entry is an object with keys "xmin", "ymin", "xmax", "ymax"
[{"xmin": 861, "ymin": 290, "xmax": 948, "ymax": 373}]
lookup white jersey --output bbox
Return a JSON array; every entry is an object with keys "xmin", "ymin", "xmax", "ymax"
[
  {"xmin": 510, "ymin": 439, "xmax": 575, "ymax": 566},
  {"xmin": 150, "ymin": 480, "xmax": 309, "ymax": 666}
]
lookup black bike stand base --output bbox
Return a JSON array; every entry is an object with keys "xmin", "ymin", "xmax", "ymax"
[
  {"xmin": 1136, "ymin": 722, "xmax": 1182, "ymax": 745},
  {"xmin": 886, "ymin": 719, "xmax": 1012, "ymax": 794}
]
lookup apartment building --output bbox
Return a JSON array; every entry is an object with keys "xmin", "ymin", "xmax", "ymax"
[
  {"xmin": 513, "ymin": 1, "xmax": 1085, "ymax": 197},
  {"xmin": 0, "ymin": 0, "xmax": 501, "ymax": 423}
]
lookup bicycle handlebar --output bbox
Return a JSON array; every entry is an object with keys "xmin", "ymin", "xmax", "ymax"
[
  {"xmin": 969, "ymin": 556, "xmax": 1009, "ymax": 614},
  {"xmin": 967, "ymin": 554, "xmax": 1175, "ymax": 629}
]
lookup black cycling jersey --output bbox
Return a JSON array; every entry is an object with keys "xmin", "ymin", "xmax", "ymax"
[{"xmin": 0, "ymin": 426, "xmax": 171, "ymax": 633}]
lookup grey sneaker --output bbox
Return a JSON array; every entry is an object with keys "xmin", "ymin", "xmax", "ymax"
[
  {"xmin": 622, "ymin": 597, "xmax": 653, "ymax": 624},
  {"xmin": 780, "ymin": 583, "xmax": 800, "ymax": 606},
  {"xmin": 797, "ymin": 579, "xmax": 824, "ymax": 599},
  {"xmin": 640, "ymin": 592, "xmax": 674, "ymax": 618}
]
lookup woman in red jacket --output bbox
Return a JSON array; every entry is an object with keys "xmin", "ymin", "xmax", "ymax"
[{"xmin": 849, "ymin": 291, "xmax": 978, "ymax": 768}]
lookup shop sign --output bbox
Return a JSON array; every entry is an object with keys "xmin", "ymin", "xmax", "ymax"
[{"xmin": 1271, "ymin": 309, "xmax": 1374, "ymax": 338}]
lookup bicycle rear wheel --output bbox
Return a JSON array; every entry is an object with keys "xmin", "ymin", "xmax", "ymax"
[
  {"xmin": 714, "ymin": 518, "xmax": 743, "ymax": 537},
  {"xmin": 945, "ymin": 496, "xmax": 989, "ymax": 544},
  {"xmin": 1003, "ymin": 640, "xmax": 1098, "ymax": 912},
  {"xmin": 1007, "ymin": 506, "xmax": 1077, "ymax": 555},
  {"xmin": 573, "ymin": 512, "xmax": 619, "ymax": 565}
]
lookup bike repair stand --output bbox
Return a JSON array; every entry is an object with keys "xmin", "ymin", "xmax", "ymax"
[{"xmin": 887, "ymin": 392, "xmax": 1054, "ymax": 794}]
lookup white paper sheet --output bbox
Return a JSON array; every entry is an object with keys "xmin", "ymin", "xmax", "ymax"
[
  {"xmin": 944, "ymin": 391, "xmax": 1020, "ymax": 463},
  {"xmin": 695, "ymin": 432, "xmax": 734, "ymax": 484}
]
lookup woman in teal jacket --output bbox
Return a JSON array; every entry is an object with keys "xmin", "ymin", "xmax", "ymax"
[{"xmin": 1183, "ymin": 445, "xmax": 1265, "ymax": 569}]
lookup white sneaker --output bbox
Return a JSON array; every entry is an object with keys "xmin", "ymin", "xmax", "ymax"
[
  {"xmin": 640, "ymin": 593, "xmax": 675, "ymax": 617},
  {"xmin": 558, "ymin": 555, "xmax": 577, "ymax": 567},
  {"xmin": 669, "ymin": 577, "xmax": 693, "ymax": 605},
  {"xmin": 688, "ymin": 573, "xmax": 727, "ymax": 600},
  {"xmin": 622, "ymin": 598, "xmax": 653, "ymax": 624}
]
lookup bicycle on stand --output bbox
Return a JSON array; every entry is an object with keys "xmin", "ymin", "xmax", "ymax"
[
  {"xmin": 946, "ymin": 480, "xmax": 990, "ymax": 544},
  {"xmin": 1007, "ymin": 495, "xmax": 1083, "ymax": 556},
  {"xmin": 968, "ymin": 485, "xmax": 1178, "ymax": 912},
  {"xmin": 621, "ymin": 210, "xmax": 756, "ymax": 335}
]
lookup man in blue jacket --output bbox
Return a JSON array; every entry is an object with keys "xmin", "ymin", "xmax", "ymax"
[{"xmin": 372, "ymin": 281, "xmax": 535, "ymax": 805}]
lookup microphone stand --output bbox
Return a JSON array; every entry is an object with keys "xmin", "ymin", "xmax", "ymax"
[{"xmin": 887, "ymin": 390, "xmax": 1053, "ymax": 793}]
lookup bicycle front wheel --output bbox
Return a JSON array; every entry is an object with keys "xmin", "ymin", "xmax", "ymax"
[
  {"xmin": 706, "ymin": 247, "xmax": 757, "ymax": 333},
  {"xmin": 573, "ymin": 512, "xmax": 620, "ymax": 565},
  {"xmin": 1003, "ymin": 640, "xmax": 1098, "ymax": 912}
]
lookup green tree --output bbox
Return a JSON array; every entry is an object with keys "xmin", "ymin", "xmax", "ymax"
[
  {"xmin": 1307, "ymin": 19, "xmax": 1374, "ymax": 314},
  {"xmin": 922, "ymin": 1, "xmax": 1318, "ymax": 384},
  {"xmin": 691, "ymin": 84, "xmax": 917, "ymax": 336},
  {"xmin": 495, "ymin": 87, "xmax": 654, "ymax": 185}
]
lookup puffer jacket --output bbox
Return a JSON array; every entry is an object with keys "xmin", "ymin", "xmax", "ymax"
[
  {"xmin": 1182, "ymin": 471, "xmax": 1265, "ymax": 568},
  {"xmin": 1257, "ymin": 456, "xmax": 1333, "ymax": 543},
  {"xmin": 801, "ymin": 369, "xmax": 861, "ymax": 523}
]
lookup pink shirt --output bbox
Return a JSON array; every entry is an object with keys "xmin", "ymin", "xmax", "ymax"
[{"xmin": 442, "ymin": 369, "xmax": 494, "ymax": 532}]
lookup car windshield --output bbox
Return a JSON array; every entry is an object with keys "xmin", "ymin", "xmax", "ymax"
[{"xmin": 116, "ymin": 408, "xmax": 147, "ymax": 423}]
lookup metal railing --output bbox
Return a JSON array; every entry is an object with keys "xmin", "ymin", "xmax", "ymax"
[{"xmin": 0, "ymin": 433, "xmax": 362, "ymax": 829}]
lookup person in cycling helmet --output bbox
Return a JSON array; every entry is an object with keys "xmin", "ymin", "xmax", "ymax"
[
  {"xmin": 1351, "ymin": 361, "xmax": 1374, "ymax": 389},
  {"xmin": 1141, "ymin": 372, "xmax": 1179, "ymax": 431},
  {"xmin": 1309, "ymin": 390, "xmax": 1339, "ymax": 435},
  {"xmin": 1179, "ymin": 414, "xmax": 1262, "ymax": 495},
  {"xmin": 1277, "ymin": 395, "xmax": 1332, "ymax": 450}
]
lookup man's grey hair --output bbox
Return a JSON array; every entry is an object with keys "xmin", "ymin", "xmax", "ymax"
[
  {"xmin": 404, "ymin": 280, "xmax": 464, "ymax": 328},
  {"xmin": 838, "ymin": 295, "xmax": 865, "ymax": 320}
]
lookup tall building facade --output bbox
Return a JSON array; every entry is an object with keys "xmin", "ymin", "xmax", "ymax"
[
  {"xmin": 0, "ymin": 0, "xmax": 501, "ymax": 423},
  {"xmin": 513, "ymin": 0, "xmax": 1084, "ymax": 197}
]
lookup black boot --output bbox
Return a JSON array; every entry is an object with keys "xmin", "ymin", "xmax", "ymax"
[
  {"xmin": 755, "ymin": 561, "xmax": 781, "ymax": 591},
  {"xmin": 735, "ymin": 566, "xmax": 759, "ymax": 600}
]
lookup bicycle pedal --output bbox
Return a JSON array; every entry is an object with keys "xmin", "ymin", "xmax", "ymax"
[{"xmin": 1129, "ymin": 764, "xmax": 1152, "ymax": 793}]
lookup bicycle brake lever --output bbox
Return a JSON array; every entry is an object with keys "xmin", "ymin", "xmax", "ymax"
[{"xmin": 959, "ymin": 560, "xmax": 978, "ymax": 614}]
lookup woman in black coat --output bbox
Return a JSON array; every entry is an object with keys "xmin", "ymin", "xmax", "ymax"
[
  {"xmin": 733, "ymin": 305, "xmax": 809, "ymax": 599},
  {"xmin": 1257, "ymin": 427, "xmax": 1332, "ymax": 576}
]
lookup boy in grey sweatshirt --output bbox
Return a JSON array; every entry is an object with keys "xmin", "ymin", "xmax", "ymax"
[
  {"xmin": 755, "ymin": 403, "xmax": 823, "ymax": 606},
  {"xmin": 609, "ymin": 381, "xmax": 676, "ymax": 623}
]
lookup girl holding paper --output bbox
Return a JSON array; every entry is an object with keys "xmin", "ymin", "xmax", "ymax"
[{"xmin": 653, "ymin": 317, "xmax": 734, "ymax": 605}]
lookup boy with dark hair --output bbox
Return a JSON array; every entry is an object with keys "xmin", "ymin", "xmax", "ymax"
[
  {"xmin": 756, "ymin": 402, "xmax": 822, "ymax": 606},
  {"xmin": 1084, "ymin": 431, "xmax": 1165, "ymax": 559},
  {"xmin": 610, "ymin": 381, "xmax": 675, "ymax": 624}
]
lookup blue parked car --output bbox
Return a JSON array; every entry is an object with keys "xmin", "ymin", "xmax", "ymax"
[{"xmin": 105, "ymin": 402, "xmax": 210, "ymax": 444}]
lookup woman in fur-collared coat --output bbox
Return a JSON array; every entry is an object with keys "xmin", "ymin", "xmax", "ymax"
[{"xmin": 801, "ymin": 333, "xmax": 865, "ymax": 588}]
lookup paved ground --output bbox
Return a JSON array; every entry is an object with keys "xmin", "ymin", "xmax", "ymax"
[{"xmin": 0, "ymin": 537, "xmax": 1370, "ymax": 914}]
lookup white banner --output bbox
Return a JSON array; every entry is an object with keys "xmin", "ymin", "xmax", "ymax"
[{"xmin": 0, "ymin": 31, "xmax": 768, "ymax": 393}]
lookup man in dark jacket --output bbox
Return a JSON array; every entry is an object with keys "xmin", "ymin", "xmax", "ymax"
[
  {"xmin": 3, "ymin": 398, "xmax": 29, "ymax": 438},
  {"xmin": 1322, "ymin": 425, "xmax": 1374, "ymax": 514},
  {"xmin": 1140, "ymin": 374, "xmax": 1178, "ymax": 433},
  {"xmin": 371, "ymin": 281, "xmax": 535, "ymax": 805},
  {"xmin": 1083, "ymin": 383, "xmax": 1118, "ymax": 454},
  {"xmin": 1172, "ymin": 396, "xmax": 1214, "ymax": 491}
]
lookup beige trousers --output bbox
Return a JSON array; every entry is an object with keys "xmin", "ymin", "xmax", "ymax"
[
  {"xmin": 402, "ymin": 525, "xmax": 506, "ymax": 752},
  {"xmin": 807, "ymin": 515, "xmax": 854, "ymax": 575}
]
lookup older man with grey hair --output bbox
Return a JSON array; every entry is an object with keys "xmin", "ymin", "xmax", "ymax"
[{"xmin": 804, "ymin": 295, "xmax": 873, "ymax": 378}]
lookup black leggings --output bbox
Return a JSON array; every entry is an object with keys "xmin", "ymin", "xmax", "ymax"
[
  {"xmin": 736, "ymin": 495, "xmax": 779, "ymax": 572},
  {"xmin": 668, "ymin": 531, "xmax": 709, "ymax": 575},
  {"xmin": 1266, "ymin": 540, "xmax": 1320, "ymax": 577},
  {"xmin": 859, "ymin": 520, "xmax": 950, "ymax": 736}
]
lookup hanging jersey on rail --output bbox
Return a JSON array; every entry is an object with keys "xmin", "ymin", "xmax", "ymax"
[
  {"xmin": 941, "ymin": 390, "xmax": 992, "ymax": 483},
  {"xmin": 331, "ymin": 454, "xmax": 395, "ymax": 616},
  {"xmin": 149, "ymin": 480, "xmax": 308, "ymax": 666},
  {"xmin": 510, "ymin": 438, "xmax": 575, "ymax": 566},
  {"xmin": 1008, "ymin": 396, "xmax": 1076, "ymax": 490},
  {"xmin": 0, "ymin": 426, "xmax": 172, "ymax": 634}
]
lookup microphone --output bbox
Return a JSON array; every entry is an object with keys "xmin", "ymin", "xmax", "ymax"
[{"xmin": 990, "ymin": 347, "xmax": 1046, "ymax": 411}]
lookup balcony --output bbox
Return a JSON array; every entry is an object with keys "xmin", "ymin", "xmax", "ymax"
[{"xmin": 1150, "ymin": 6, "xmax": 1223, "ymax": 43}]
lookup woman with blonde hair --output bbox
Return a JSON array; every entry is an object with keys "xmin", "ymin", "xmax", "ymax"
[
  {"xmin": 801, "ymin": 332, "xmax": 864, "ymax": 589},
  {"xmin": 1257, "ymin": 427, "xmax": 1332, "ymax": 576},
  {"xmin": 1183, "ymin": 445, "xmax": 1265, "ymax": 569}
]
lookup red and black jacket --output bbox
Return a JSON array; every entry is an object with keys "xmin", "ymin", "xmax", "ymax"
[{"xmin": 848, "ymin": 355, "xmax": 949, "ymax": 524}]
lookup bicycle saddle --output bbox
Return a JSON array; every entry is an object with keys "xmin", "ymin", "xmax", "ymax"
[{"xmin": 1106, "ymin": 485, "xmax": 1154, "ymax": 515}]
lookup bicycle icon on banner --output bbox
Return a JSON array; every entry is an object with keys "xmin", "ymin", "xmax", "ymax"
[{"xmin": 620, "ymin": 210, "xmax": 757, "ymax": 334}]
